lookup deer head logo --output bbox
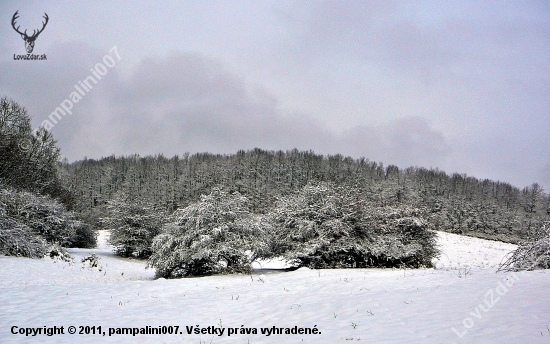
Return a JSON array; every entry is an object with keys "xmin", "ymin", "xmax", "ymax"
[{"xmin": 11, "ymin": 11, "xmax": 49, "ymax": 54}]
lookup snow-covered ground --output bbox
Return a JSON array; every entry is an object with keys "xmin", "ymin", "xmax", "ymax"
[{"xmin": 1, "ymin": 231, "xmax": 549, "ymax": 343}]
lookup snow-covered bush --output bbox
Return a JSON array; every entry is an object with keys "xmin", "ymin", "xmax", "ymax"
[
  {"xmin": 66, "ymin": 221, "xmax": 97, "ymax": 249},
  {"xmin": 103, "ymin": 193, "xmax": 164, "ymax": 258},
  {"xmin": 148, "ymin": 188, "xmax": 264, "ymax": 278},
  {"xmin": 7, "ymin": 190, "xmax": 74, "ymax": 245},
  {"xmin": 0, "ymin": 215, "xmax": 46, "ymax": 258},
  {"xmin": 499, "ymin": 221, "xmax": 550, "ymax": 271},
  {"xmin": 0, "ymin": 184, "xmax": 95, "ymax": 257},
  {"xmin": 81, "ymin": 253, "xmax": 100, "ymax": 268},
  {"xmin": 358, "ymin": 207, "xmax": 439, "ymax": 268},
  {"xmin": 262, "ymin": 183, "xmax": 438, "ymax": 269},
  {"xmin": 48, "ymin": 243, "xmax": 74, "ymax": 263}
]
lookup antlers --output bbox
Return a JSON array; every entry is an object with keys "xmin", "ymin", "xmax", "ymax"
[
  {"xmin": 11, "ymin": 11, "xmax": 49, "ymax": 39},
  {"xmin": 11, "ymin": 11, "xmax": 24, "ymax": 36},
  {"xmin": 34, "ymin": 13, "xmax": 49, "ymax": 38}
]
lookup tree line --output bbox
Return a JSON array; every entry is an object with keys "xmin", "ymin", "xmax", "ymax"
[{"xmin": 59, "ymin": 149, "xmax": 549, "ymax": 243}]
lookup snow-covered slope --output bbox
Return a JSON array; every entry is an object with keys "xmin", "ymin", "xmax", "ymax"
[{"xmin": 0, "ymin": 231, "xmax": 548, "ymax": 343}]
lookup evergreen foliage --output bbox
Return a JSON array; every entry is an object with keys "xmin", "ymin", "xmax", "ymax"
[{"xmin": 148, "ymin": 188, "xmax": 263, "ymax": 278}]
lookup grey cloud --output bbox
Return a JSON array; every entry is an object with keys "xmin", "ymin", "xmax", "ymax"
[
  {"xmin": 0, "ymin": 41, "xmax": 120, "ymax": 151},
  {"xmin": 283, "ymin": 0, "xmax": 549, "ymax": 85},
  {"xmin": 339, "ymin": 116, "xmax": 451, "ymax": 168},
  {"xmin": 104, "ymin": 51, "xmax": 450, "ymax": 168},
  {"xmin": 540, "ymin": 163, "xmax": 550, "ymax": 191},
  {"xmin": 0, "ymin": 43, "xmax": 451, "ymax": 174},
  {"xmin": 105, "ymin": 52, "xmax": 334, "ymax": 155}
]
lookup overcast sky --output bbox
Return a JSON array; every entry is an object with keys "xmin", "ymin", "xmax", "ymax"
[{"xmin": 0, "ymin": 0, "xmax": 548, "ymax": 190}]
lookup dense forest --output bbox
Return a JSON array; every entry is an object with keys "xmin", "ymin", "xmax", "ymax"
[{"xmin": 59, "ymin": 148, "xmax": 550, "ymax": 244}]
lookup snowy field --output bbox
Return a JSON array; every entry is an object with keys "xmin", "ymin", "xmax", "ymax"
[{"xmin": 1, "ymin": 231, "xmax": 549, "ymax": 343}]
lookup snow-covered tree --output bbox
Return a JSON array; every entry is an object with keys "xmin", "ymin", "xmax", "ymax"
[
  {"xmin": 0, "ymin": 97, "xmax": 63, "ymax": 197},
  {"xmin": 148, "ymin": 188, "xmax": 264, "ymax": 278},
  {"xmin": 103, "ymin": 192, "xmax": 164, "ymax": 258},
  {"xmin": 262, "ymin": 183, "xmax": 438, "ymax": 269}
]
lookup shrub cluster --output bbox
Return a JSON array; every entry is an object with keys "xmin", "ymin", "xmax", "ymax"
[
  {"xmin": 146, "ymin": 183, "xmax": 439, "ymax": 278},
  {"xmin": 0, "ymin": 184, "xmax": 96, "ymax": 258}
]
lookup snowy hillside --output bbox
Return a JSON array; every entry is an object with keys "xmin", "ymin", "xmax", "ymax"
[{"xmin": 1, "ymin": 231, "xmax": 549, "ymax": 343}]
